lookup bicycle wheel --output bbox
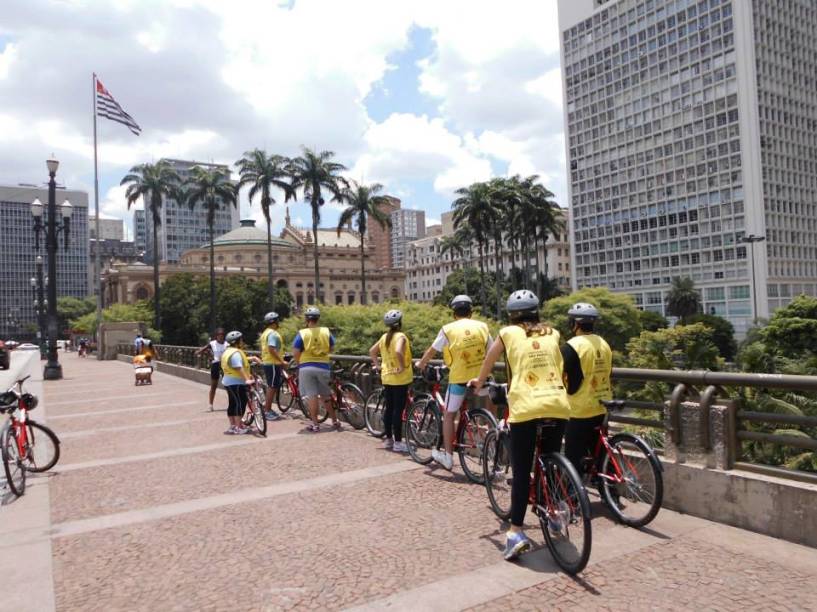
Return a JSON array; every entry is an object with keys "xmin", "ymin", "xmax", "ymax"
[
  {"xmin": 536, "ymin": 452, "xmax": 592, "ymax": 575},
  {"xmin": 23, "ymin": 420, "xmax": 60, "ymax": 473},
  {"xmin": 482, "ymin": 429, "xmax": 512, "ymax": 521},
  {"xmin": 457, "ymin": 408, "xmax": 497, "ymax": 484},
  {"xmin": 316, "ymin": 399, "xmax": 329, "ymax": 423},
  {"xmin": 251, "ymin": 388, "xmax": 267, "ymax": 436},
  {"xmin": 1, "ymin": 424, "xmax": 26, "ymax": 496},
  {"xmin": 600, "ymin": 433, "xmax": 663, "ymax": 527},
  {"xmin": 339, "ymin": 383, "xmax": 366, "ymax": 430},
  {"xmin": 406, "ymin": 398, "xmax": 441, "ymax": 465},
  {"xmin": 364, "ymin": 388, "xmax": 386, "ymax": 438},
  {"xmin": 275, "ymin": 384, "xmax": 293, "ymax": 413}
]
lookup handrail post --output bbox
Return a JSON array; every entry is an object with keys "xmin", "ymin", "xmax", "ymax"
[{"xmin": 698, "ymin": 385, "xmax": 719, "ymax": 451}]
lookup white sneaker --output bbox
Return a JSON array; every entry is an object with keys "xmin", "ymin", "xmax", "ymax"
[
  {"xmin": 432, "ymin": 449, "xmax": 453, "ymax": 471},
  {"xmin": 382, "ymin": 438, "xmax": 394, "ymax": 450},
  {"xmin": 393, "ymin": 441, "xmax": 408, "ymax": 453}
]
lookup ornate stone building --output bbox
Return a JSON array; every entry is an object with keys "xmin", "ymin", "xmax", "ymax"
[{"xmin": 102, "ymin": 214, "xmax": 405, "ymax": 308}]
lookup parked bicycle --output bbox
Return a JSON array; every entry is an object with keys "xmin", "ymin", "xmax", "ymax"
[
  {"xmin": 1, "ymin": 376, "xmax": 61, "ymax": 497},
  {"xmin": 276, "ymin": 360, "xmax": 365, "ymax": 429},
  {"xmin": 481, "ymin": 382, "xmax": 591, "ymax": 575},
  {"xmin": 405, "ymin": 365, "xmax": 497, "ymax": 484},
  {"xmin": 364, "ymin": 371, "xmax": 431, "ymax": 438}
]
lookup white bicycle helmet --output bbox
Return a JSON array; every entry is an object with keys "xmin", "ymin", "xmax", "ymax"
[
  {"xmin": 383, "ymin": 309, "xmax": 402, "ymax": 326},
  {"xmin": 305, "ymin": 306, "xmax": 320, "ymax": 319},
  {"xmin": 568, "ymin": 302, "xmax": 600, "ymax": 324},
  {"xmin": 264, "ymin": 311, "xmax": 280, "ymax": 324},
  {"xmin": 225, "ymin": 330, "xmax": 243, "ymax": 345}
]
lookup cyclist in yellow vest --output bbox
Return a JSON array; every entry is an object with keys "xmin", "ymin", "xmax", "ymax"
[
  {"xmin": 259, "ymin": 312, "xmax": 284, "ymax": 422},
  {"xmin": 292, "ymin": 306, "xmax": 339, "ymax": 433},
  {"xmin": 561, "ymin": 302, "xmax": 613, "ymax": 474},
  {"xmin": 369, "ymin": 309, "xmax": 413, "ymax": 453},
  {"xmin": 469, "ymin": 290, "xmax": 571, "ymax": 561},
  {"xmin": 416, "ymin": 295, "xmax": 491, "ymax": 471},
  {"xmin": 220, "ymin": 330, "xmax": 259, "ymax": 435}
]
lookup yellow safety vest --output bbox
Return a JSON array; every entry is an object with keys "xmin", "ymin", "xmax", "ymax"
[
  {"xmin": 298, "ymin": 327, "xmax": 331, "ymax": 364},
  {"xmin": 567, "ymin": 334, "xmax": 613, "ymax": 419},
  {"xmin": 442, "ymin": 319, "xmax": 490, "ymax": 384},
  {"xmin": 378, "ymin": 331, "xmax": 412, "ymax": 386},
  {"xmin": 499, "ymin": 325, "xmax": 570, "ymax": 423},
  {"xmin": 259, "ymin": 328, "xmax": 284, "ymax": 365},
  {"xmin": 221, "ymin": 347, "xmax": 249, "ymax": 380}
]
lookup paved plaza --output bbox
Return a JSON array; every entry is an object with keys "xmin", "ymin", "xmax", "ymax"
[{"xmin": 2, "ymin": 351, "xmax": 817, "ymax": 611}]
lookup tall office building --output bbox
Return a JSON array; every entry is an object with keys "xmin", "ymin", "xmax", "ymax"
[
  {"xmin": 558, "ymin": 0, "xmax": 817, "ymax": 333},
  {"xmin": 369, "ymin": 196, "xmax": 402, "ymax": 270},
  {"xmin": 134, "ymin": 208, "xmax": 146, "ymax": 254},
  {"xmin": 143, "ymin": 159, "xmax": 239, "ymax": 263},
  {"xmin": 0, "ymin": 184, "xmax": 89, "ymax": 339},
  {"xmin": 390, "ymin": 208, "xmax": 426, "ymax": 269}
]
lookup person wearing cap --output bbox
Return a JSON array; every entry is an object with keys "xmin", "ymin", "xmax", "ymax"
[
  {"xmin": 416, "ymin": 294, "xmax": 491, "ymax": 471},
  {"xmin": 469, "ymin": 289, "xmax": 571, "ymax": 561},
  {"xmin": 292, "ymin": 306, "xmax": 339, "ymax": 433},
  {"xmin": 561, "ymin": 302, "xmax": 613, "ymax": 474},
  {"xmin": 221, "ymin": 330, "xmax": 260, "ymax": 435},
  {"xmin": 196, "ymin": 328, "xmax": 227, "ymax": 411},
  {"xmin": 259, "ymin": 312, "xmax": 284, "ymax": 422},
  {"xmin": 369, "ymin": 309, "xmax": 412, "ymax": 452}
]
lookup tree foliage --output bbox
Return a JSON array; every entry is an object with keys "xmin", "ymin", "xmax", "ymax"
[
  {"xmin": 683, "ymin": 313, "xmax": 737, "ymax": 361},
  {"xmin": 665, "ymin": 276, "xmax": 701, "ymax": 321},
  {"xmin": 71, "ymin": 301, "xmax": 160, "ymax": 341},
  {"xmin": 57, "ymin": 296, "xmax": 96, "ymax": 333},
  {"xmin": 638, "ymin": 309, "xmax": 668, "ymax": 333},
  {"xmin": 626, "ymin": 323, "xmax": 720, "ymax": 371}
]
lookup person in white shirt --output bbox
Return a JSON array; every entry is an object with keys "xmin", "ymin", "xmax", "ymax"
[{"xmin": 196, "ymin": 328, "xmax": 227, "ymax": 411}]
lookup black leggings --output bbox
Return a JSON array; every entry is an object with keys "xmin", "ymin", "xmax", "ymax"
[
  {"xmin": 564, "ymin": 414, "xmax": 606, "ymax": 475},
  {"xmin": 510, "ymin": 418, "xmax": 567, "ymax": 527},
  {"xmin": 225, "ymin": 384, "xmax": 248, "ymax": 418},
  {"xmin": 383, "ymin": 384, "xmax": 409, "ymax": 442}
]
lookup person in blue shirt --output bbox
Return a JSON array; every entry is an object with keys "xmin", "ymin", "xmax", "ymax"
[{"xmin": 292, "ymin": 307, "xmax": 339, "ymax": 433}]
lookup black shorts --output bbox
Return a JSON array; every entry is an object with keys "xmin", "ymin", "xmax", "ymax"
[
  {"xmin": 263, "ymin": 365, "xmax": 284, "ymax": 389},
  {"xmin": 210, "ymin": 362, "xmax": 222, "ymax": 381}
]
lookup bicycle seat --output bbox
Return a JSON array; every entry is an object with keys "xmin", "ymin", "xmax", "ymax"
[
  {"xmin": 601, "ymin": 399, "xmax": 626, "ymax": 411},
  {"xmin": 535, "ymin": 419, "xmax": 563, "ymax": 433}
]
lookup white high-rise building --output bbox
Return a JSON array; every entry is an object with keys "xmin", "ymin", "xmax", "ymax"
[
  {"xmin": 390, "ymin": 208, "xmax": 425, "ymax": 268},
  {"xmin": 558, "ymin": 0, "xmax": 817, "ymax": 333}
]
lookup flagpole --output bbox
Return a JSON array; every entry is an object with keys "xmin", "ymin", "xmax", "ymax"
[{"xmin": 92, "ymin": 72, "xmax": 103, "ymax": 359}]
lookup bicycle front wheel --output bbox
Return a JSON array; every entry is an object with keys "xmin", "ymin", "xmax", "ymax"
[
  {"xmin": 1, "ymin": 424, "xmax": 26, "ymax": 496},
  {"xmin": 536, "ymin": 452, "xmax": 592, "ymax": 575},
  {"xmin": 406, "ymin": 398, "xmax": 441, "ymax": 465},
  {"xmin": 457, "ymin": 408, "xmax": 497, "ymax": 484},
  {"xmin": 243, "ymin": 389, "xmax": 267, "ymax": 436},
  {"xmin": 600, "ymin": 433, "xmax": 663, "ymax": 527},
  {"xmin": 339, "ymin": 383, "xmax": 366, "ymax": 430},
  {"xmin": 23, "ymin": 420, "xmax": 60, "ymax": 473},
  {"xmin": 482, "ymin": 429, "xmax": 512, "ymax": 520},
  {"xmin": 364, "ymin": 388, "xmax": 386, "ymax": 438}
]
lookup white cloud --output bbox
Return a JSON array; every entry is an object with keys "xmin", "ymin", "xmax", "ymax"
[{"xmin": 0, "ymin": 42, "xmax": 18, "ymax": 79}]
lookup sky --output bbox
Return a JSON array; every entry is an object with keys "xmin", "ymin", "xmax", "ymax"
[{"xmin": 0, "ymin": 0, "xmax": 566, "ymax": 239}]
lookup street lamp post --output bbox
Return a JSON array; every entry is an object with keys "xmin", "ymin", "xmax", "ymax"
[
  {"xmin": 31, "ymin": 157, "xmax": 72, "ymax": 380},
  {"xmin": 31, "ymin": 255, "xmax": 47, "ymax": 359},
  {"xmin": 741, "ymin": 234, "xmax": 766, "ymax": 322}
]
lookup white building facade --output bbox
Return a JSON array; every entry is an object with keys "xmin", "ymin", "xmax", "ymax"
[
  {"xmin": 390, "ymin": 208, "xmax": 425, "ymax": 269},
  {"xmin": 558, "ymin": 0, "xmax": 817, "ymax": 333}
]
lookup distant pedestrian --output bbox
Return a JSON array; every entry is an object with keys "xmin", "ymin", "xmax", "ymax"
[
  {"xmin": 196, "ymin": 328, "xmax": 227, "ymax": 411},
  {"xmin": 134, "ymin": 333, "xmax": 144, "ymax": 354}
]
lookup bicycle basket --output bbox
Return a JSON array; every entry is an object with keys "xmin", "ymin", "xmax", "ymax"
[{"xmin": 487, "ymin": 384, "xmax": 508, "ymax": 407}]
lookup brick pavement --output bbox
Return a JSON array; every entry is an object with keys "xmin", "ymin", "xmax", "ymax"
[{"xmin": 3, "ymin": 354, "xmax": 817, "ymax": 611}]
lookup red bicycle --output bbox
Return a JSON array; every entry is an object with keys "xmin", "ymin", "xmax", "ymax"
[
  {"xmin": 240, "ymin": 376, "xmax": 267, "ymax": 436},
  {"xmin": 1, "ymin": 376, "xmax": 61, "ymax": 497},
  {"xmin": 405, "ymin": 365, "xmax": 497, "ymax": 484},
  {"xmin": 276, "ymin": 361, "xmax": 366, "ymax": 429},
  {"xmin": 481, "ymin": 382, "xmax": 591, "ymax": 575},
  {"xmin": 363, "ymin": 371, "xmax": 430, "ymax": 438}
]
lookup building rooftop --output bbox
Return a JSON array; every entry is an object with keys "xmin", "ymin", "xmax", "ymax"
[{"xmin": 209, "ymin": 219, "xmax": 294, "ymax": 249}]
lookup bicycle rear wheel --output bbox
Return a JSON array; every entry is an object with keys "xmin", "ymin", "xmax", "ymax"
[
  {"xmin": 457, "ymin": 408, "xmax": 497, "ymax": 484},
  {"xmin": 406, "ymin": 398, "xmax": 441, "ymax": 465},
  {"xmin": 600, "ymin": 433, "xmax": 663, "ymax": 527},
  {"xmin": 1, "ymin": 424, "xmax": 26, "ymax": 496},
  {"xmin": 23, "ymin": 420, "xmax": 60, "ymax": 473},
  {"xmin": 364, "ymin": 388, "xmax": 386, "ymax": 438},
  {"xmin": 243, "ymin": 388, "xmax": 267, "ymax": 436},
  {"xmin": 536, "ymin": 452, "xmax": 592, "ymax": 575},
  {"xmin": 482, "ymin": 429, "xmax": 512, "ymax": 520},
  {"xmin": 276, "ymin": 383, "xmax": 293, "ymax": 413},
  {"xmin": 339, "ymin": 383, "xmax": 366, "ymax": 430}
]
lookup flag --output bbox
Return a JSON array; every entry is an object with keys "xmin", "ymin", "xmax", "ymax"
[{"xmin": 96, "ymin": 78, "xmax": 142, "ymax": 136}]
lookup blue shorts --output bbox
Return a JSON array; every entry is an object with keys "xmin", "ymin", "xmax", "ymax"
[{"xmin": 263, "ymin": 365, "xmax": 284, "ymax": 389}]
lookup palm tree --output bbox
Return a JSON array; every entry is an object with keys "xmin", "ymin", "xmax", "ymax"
[
  {"xmin": 235, "ymin": 149, "xmax": 294, "ymax": 307},
  {"xmin": 289, "ymin": 147, "xmax": 348, "ymax": 303},
  {"xmin": 666, "ymin": 276, "xmax": 702, "ymax": 321},
  {"xmin": 452, "ymin": 182, "xmax": 494, "ymax": 309},
  {"xmin": 121, "ymin": 161, "xmax": 182, "ymax": 330},
  {"xmin": 184, "ymin": 166, "xmax": 238, "ymax": 333},
  {"xmin": 526, "ymin": 180, "xmax": 563, "ymax": 302},
  {"xmin": 335, "ymin": 181, "xmax": 391, "ymax": 305}
]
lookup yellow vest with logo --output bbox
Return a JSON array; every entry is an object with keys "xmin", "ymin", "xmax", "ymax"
[
  {"xmin": 567, "ymin": 334, "xmax": 613, "ymax": 419},
  {"xmin": 378, "ymin": 332, "xmax": 412, "ymax": 386},
  {"xmin": 221, "ymin": 347, "xmax": 249, "ymax": 380},
  {"xmin": 298, "ymin": 327, "xmax": 331, "ymax": 364},
  {"xmin": 259, "ymin": 328, "xmax": 284, "ymax": 365},
  {"xmin": 499, "ymin": 325, "xmax": 571, "ymax": 423},
  {"xmin": 442, "ymin": 319, "xmax": 490, "ymax": 384}
]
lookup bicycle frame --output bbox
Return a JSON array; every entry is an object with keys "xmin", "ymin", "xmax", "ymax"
[
  {"xmin": 426, "ymin": 378, "xmax": 479, "ymax": 452},
  {"xmin": 587, "ymin": 411, "xmax": 636, "ymax": 488}
]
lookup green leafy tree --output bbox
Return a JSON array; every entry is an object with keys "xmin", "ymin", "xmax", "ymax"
[
  {"xmin": 235, "ymin": 149, "xmax": 294, "ymax": 304},
  {"xmin": 434, "ymin": 267, "xmax": 502, "ymax": 314},
  {"xmin": 157, "ymin": 274, "xmax": 209, "ymax": 346},
  {"xmin": 684, "ymin": 313, "xmax": 737, "ymax": 361},
  {"xmin": 665, "ymin": 276, "xmax": 701, "ymax": 321},
  {"xmin": 541, "ymin": 287, "xmax": 642, "ymax": 353},
  {"xmin": 288, "ymin": 147, "xmax": 348, "ymax": 302},
  {"xmin": 121, "ymin": 161, "xmax": 183, "ymax": 329},
  {"xmin": 57, "ymin": 296, "xmax": 96, "ymax": 333},
  {"xmin": 336, "ymin": 181, "xmax": 391, "ymax": 305},
  {"xmin": 71, "ymin": 301, "xmax": 159, "ymax": 340},
  {"xmin": 626, "ymin": 323, "xmax": 720, "ymax": 371},
  {"xmin": 638, "ymin": 309, "xmax": 669, "ymax": 333},
  {"xmin": 184, "ymin": 166, "xmax": 238, "ymax": 333}
]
